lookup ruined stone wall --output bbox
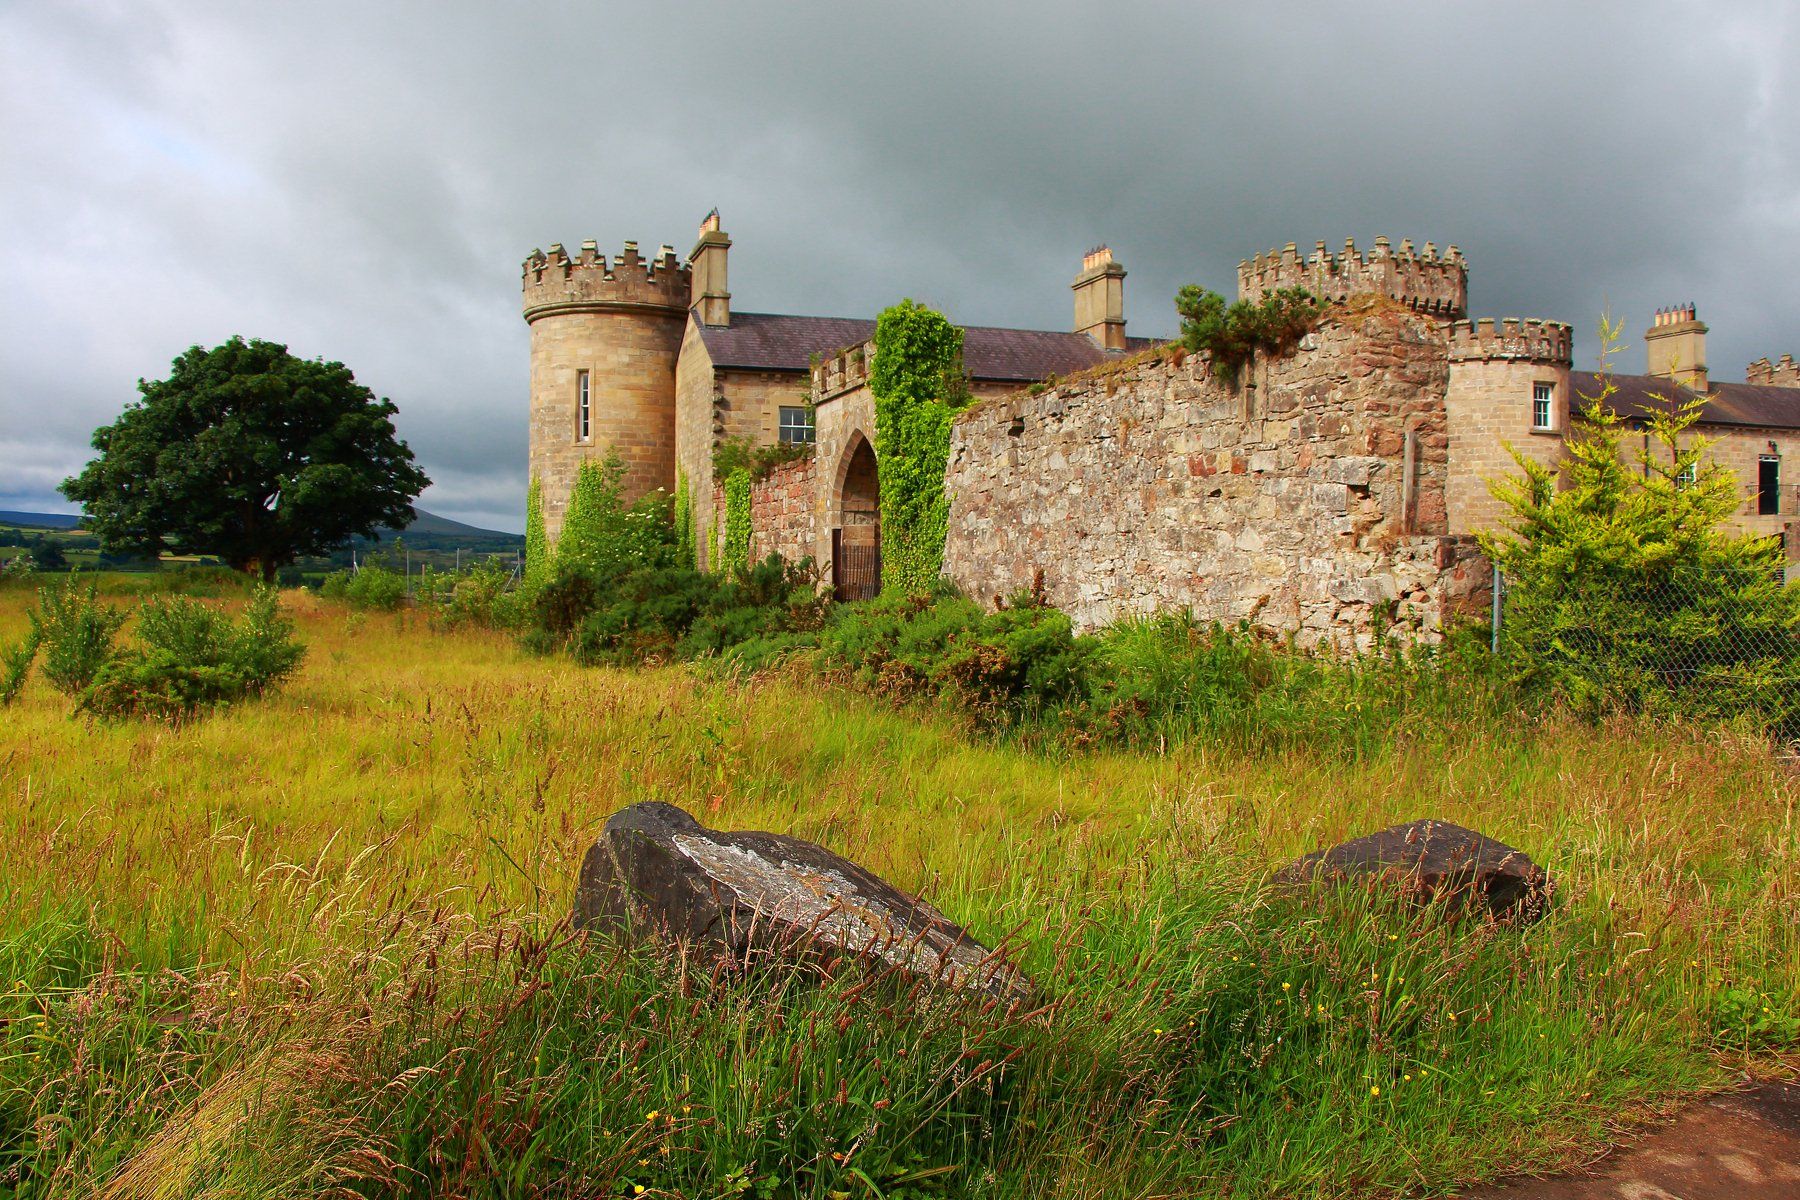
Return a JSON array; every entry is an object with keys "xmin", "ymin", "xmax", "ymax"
[
  {"xmin": 713, "ymin": 456, "xmax": 820, "ymax": 568},
  {"xmin": 941, "ymin": 299, "xmax": 1488, "ymax": 647}
]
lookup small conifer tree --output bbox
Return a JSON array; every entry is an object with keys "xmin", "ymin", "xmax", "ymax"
[{"xmin": 1481, "ymin": 315, "xmax": 1800, "ymax": 730}]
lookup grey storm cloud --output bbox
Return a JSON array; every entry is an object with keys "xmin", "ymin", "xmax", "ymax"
[{"xmin": 2, "ymin": 0, "xmax": 1795, "ymax": 531}]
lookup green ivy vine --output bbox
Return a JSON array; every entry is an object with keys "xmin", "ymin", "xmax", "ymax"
[
  {"xmin": 870, "ymin": 299, "xmax": 967, "ymax": 596},
  {"xmin": 673, "ymin": 469, "xmax": 695, "ymax": 569},
  {"xmin": 722, "ymin": 467, "xmax": 752, "ymax": 573},
  {"xmin": 523, "ymin": 475, "xmax": 548, "ymax": 592}
]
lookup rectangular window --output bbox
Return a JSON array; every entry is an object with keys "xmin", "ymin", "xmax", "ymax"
[
  {"xmin": 1531, "ymin": 381, "xmax": 1554, "ymax": 430},
  {"xmin": 778, "ymin": 405, "xmax": 815, "ymax": 445},
  {"xmin": 1676, "ymin": 460, "xmax": 1697, "ymax": 488},
  {"xmin": 577, "ymin": 371, "xmax": 590, "ymax": 441},
  {"xmin": 1759, "ymin": 455, "xmax": 1780, "ymax": 516}
]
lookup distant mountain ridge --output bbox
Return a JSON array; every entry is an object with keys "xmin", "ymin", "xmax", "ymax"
[
  {"xmin": 2, "ymin": 508, "xmax": 518, "ymax": 541},
  {"xmin": 0, "ymin": 510, "xmax": 84, "ymax": 530}
]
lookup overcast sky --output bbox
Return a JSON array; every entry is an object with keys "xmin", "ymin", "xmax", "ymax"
[{"xmin": 2, "ymin": 1, "xmax": 1794, "ymax": 532}]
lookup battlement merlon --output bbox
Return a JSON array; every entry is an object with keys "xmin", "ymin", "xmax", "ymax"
[
  {"xmin": 1448, "ymin": 318, "xmax": 1573, "ymax": 366},
  {"xmin": 521, "ymin": 239, "xmax": 692, "ymax": 322},
  {"xmin": 1237, "ymin": 237, "xmax": 1469, "ymax": 319},
  {"xmin": 1747, "ymin": 354, "xmax": 1799, "ymax": 388},
  {"xmin": 812, "ymin": 339, "xmax": 876, "ymax": 403}
]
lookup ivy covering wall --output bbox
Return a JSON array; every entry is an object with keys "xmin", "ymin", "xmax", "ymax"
[
  {"xmin": 870, "ymin": 300, "xmax": 967, "ymax": 596},
  {"xmin": 523, "ymin": 475, "xmax": 548, "ymax": 592},
  {"xmin": 721, "ymin": 467, "xmax": 752, "ymax": 573},
  {"xmin": 673, "ymin": 469, "xmax": 695, "ymax": 569},
  {"xmin": 557, "ymin": 452, "xmax": 671, "ymax": 577}
]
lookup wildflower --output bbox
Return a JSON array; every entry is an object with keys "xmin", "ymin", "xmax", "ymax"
[
  {"xmin": 1447, "ymin": 1011, "xmax": 1457, "ymax": 1022},
  {"xmin": 1153, "ymin": 1028, "xmax": 1165, "ymax": 1036},
  {"xmin": 1281, "ymin": 982, "xmax": 1291, "ymax": 992},
  {"xmin": 1388, "ymin": 934, "xmax": 1397, "ymax": 941},
  {"xmin": 634, "ymin": 1187, "xmax": 645, "ymax": 1196},
  {"xmin": 1403, "ymin": 1074, "xmax": 1412, "ymax": 1082},
  {"xmin": 659, "ymin": 1145, "xmax": 671, "ymax": 1157},
  {"xmin": 1370, "ymin": 1085, "xmax": 1380, "ymax": 1097},
  {"xmin": 681, "ymin": 1105, "xmax": 692, "ymax": 1114},
  {"xmin": 638, "ymin": 1159, "xmax": 650, "ymax": 1167},
  {"xmin": 646, "ymin": 1110, "xmax": 659, "ymax": 1121}
]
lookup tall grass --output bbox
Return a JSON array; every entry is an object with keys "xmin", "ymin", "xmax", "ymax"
[{"xmin": 0, "ymin": 584, "xmax": 1794, "ymax": 1197}]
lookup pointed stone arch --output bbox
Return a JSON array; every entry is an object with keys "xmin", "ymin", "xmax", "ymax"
[{"xmin": 828, "ymin": 427, "xmax": 881, "ymax": 600}]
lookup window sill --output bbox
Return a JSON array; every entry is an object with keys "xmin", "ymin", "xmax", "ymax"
[{"xmin": 1529, "ymin": 426, "xmax": 1559, "ymax": 436}]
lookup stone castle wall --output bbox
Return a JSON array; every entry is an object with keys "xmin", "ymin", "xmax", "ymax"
[
  {"xmin": 716, "ymin": 455, "xmax": 820, "ymax": 568},
  {"xmin": 941, "ymin": 299, "xmax": 1489, "ymax": 647}
]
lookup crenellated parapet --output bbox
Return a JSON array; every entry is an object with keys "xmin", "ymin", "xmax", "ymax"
[
  {"xmin": 1448, "ymin": 317, "xmax": 1573, "ymax": 365},
  {"xmin": 522, "ymin": 239, "xmax": 690, "ymax": 322},
  {"xmin": 812, "ymin": 339, "xmax": 875, "ymax": 403},
  {"xmin": 1747, "ymin": 354, "xmax": 1799, "ymax": 388},
  {"xmin": 1239, "ymin": 237, "xmax": 1468, "ymax": 319}
]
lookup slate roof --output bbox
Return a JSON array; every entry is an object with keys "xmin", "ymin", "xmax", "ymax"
[
  {"xmin": 1571, "ymin": 372, "xmax": 1800, "ymax": 431},
  {"xmin": 697, "ymin": 311, "xmax": 1161, "ymax": 382}
]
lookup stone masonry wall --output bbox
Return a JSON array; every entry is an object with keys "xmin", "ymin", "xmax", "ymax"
[
  {"xmin": 714, "ymin": 455, "xmax": 820, "ymax": 568},
  {"xmin": 941, "ymin": 299, "xmax": 1489, "ymax": 648}
]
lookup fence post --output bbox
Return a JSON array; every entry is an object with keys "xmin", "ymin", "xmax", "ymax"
[{"xmin": 1490, "ymin": 564, "xmax": 1502, "ymax": 654}]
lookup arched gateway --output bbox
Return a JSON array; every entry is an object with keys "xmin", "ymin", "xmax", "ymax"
[{"xmin": 831, "ymin": 431, "xmax": 881, "ymax": 601}]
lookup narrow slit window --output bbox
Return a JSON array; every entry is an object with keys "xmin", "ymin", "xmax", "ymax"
[
  {"xmin": 1531, "ymin": 381, "xmax": 1554, "ymax": 430},
  {"xmin": 1759, "ymin": 455, "xmax": 1780, "ymax": 516},
  {"xmin": 577, "ymin": 371, "xmax": 591, "ymax": 441},
  {"xmin": 778, "ymin": 405, "xmax": 815, "ymax": 445}
]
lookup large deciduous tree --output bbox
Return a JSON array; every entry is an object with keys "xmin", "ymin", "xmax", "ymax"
[{"xmin": 61, "ymin": 337, "xmax": 430, "ymax": 580}]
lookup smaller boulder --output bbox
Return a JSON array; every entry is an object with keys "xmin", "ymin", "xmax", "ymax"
[
  {"xmin": 573, "ymin": 802, "xmax": 1032, "ymax": 1003},
  {"xmin": 1274, "ymin": 819, "xmax": 1552, "ymax": 920}
]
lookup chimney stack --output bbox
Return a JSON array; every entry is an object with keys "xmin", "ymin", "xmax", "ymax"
[
  {"xmin": 1645, "ymin": 303, "xmax": 1708, "ymax": 390},
  {"xmin": 688, "ymin": 209, "xmax": 731, "ymax": 327},
  {"xmin": 1072, "ymin": 245, "xmax": 1127, "ymax": 351}
]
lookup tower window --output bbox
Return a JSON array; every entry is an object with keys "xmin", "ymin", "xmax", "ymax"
[
  {"xmin": 577, "ymin": 371, "xmax": 591, "ymax": 441},
  {"xmin": 779, "ymin": 406, "xmax": 815, "ymax": 445},
  {"xmin": 1531, "ymin": 381, "xmax": 1554, "ymax": 431},
  {"xmin": 1759, "ymin": 455, "xmax": 1780, "ymax": 516}
]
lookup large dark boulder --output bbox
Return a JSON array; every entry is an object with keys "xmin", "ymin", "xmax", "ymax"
[
  {"xmin": 1274, "ymin": 819, "xmax": 1552, "ymax": 920},
  {"xmin": 573, "ymin": 802, "xmax": 1033, "ymax": 1003}
]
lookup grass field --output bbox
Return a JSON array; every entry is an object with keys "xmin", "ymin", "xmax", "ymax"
[{"xmin": 0, "ymin": 581, "xmax": 1795, "ymax": 1198}]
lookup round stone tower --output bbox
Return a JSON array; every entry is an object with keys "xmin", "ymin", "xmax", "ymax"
[{"xmin": 522, "ymin": 238, "xmax": 690, "ymax": 542}]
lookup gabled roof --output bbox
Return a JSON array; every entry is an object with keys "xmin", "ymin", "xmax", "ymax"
[
  {"xmin": 1571, "ymin": 372, "xmax": 1800, "ymax": 431},
  {"xmin": 697, "ymin": 311, "xmax": 1161, "ymax": 382}
]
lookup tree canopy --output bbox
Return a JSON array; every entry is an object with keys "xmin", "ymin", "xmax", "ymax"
[{"xmin": 61, "ymin": 337, "xmax": 430, "ymax": 580}]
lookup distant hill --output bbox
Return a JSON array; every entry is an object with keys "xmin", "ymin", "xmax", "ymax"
[
  {"xmin": 373, "ymin": 508, "xmax": 520, "ymax": 543},
  {"xmin": 387, "ymin": 507, "xmax": 514, "ymax": 539},
  {"xmin": 0, "ymin": 510, "xmax": 84, "ymax": 530},
  {"xmin": 2, "ymin": 507, "xmax": 514, "ymax": 540}
]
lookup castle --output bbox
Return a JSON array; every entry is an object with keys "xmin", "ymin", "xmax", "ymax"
[{"xmin": 524, "ymin": 215, "xmax": 1799, "ymax": 644}]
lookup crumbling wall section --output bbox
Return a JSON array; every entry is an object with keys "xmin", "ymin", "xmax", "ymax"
[{"xmin": 942, "ymin": 299, "xmax": 1488, "ymax": 647}]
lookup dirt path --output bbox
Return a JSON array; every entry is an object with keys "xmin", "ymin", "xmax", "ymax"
[{"xmin": 1459, "ymin": 1081, "xmax": 1800, "ymax": 1198}]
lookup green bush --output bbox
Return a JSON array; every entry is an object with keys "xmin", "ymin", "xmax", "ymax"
[
  {"xmin": 1481, "ymin": 321, "xmax": 1800, "ymax": 736},
  {"xmin": 564, "ymin": 556, "xmax": 825, "ymax": 668},
  {"xmin": 817, "ymin": 589, "xmax": 1510, "ymax": 751},
  {"xmin": 319, "ymin": 564, "xmax": 407, "ymax": 611},
  {"xmin": 558, "ymin": 452, "xmax": 676, "ymax": 578},
  {"xmin": 711, "ymin": 435, "xmax": 811, "ymax": 482},
  {"xmin": 28, "ymin": 574, "xmax": 127, "ymax": 696},
  {"xmin": 434, "ymin": 558, "xmax": 521, "ymax": 630},
  {"xmin": 1175, "ymin": 284, "xmax": 1323, "ymax": 385},
  {"xmin": 78, "ymin": 588, "xmax": 305, "ymax": 720},
  {"xmin": 1, "ymin": 629, "xmax": 40, "ymax": 705}
]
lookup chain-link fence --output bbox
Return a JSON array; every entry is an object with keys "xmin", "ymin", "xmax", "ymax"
[{"xmin": 1490, "ymin": 560, "xmax": 1800, "ymax": 734}]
